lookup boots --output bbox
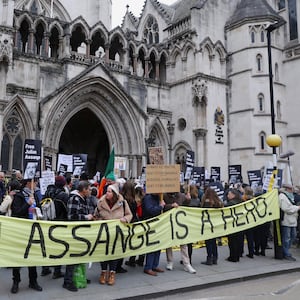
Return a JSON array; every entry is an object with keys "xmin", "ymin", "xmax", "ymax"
[
  {"xmin": 212, "ymin": 257, "xmax": 218, "ymax": 265},
  {"xmin": 11, "ymin": 281, "xmax": 19, "ymax": 294},
  {"xmin": 201, "ymin": 256, "xmax": 213, "ymax": 265},
  {"xmin": 99, "ymin": 271, "xmax": 108, "ymax": 285},
  {"xmin": 107, "ymin": 271, "xmax": 116, "ymax": 286}
]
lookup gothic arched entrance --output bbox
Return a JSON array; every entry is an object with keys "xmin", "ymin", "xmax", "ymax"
[{"xmin": 58, "ymin": 108, "xmax": 109, "ymax": 176}]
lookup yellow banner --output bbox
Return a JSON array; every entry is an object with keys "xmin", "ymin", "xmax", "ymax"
[{"xmin": 0, "ymin": 190, "xmax": 279, "ymax": 267}]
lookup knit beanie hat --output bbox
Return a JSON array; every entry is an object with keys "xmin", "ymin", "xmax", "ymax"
[
  {"xmin": 108, "ymin": 183, "xmax": 119, "ymax": 196},
  {"xmin": 55, "ymin": 176, "xmax": 66, "ymax": 188}
]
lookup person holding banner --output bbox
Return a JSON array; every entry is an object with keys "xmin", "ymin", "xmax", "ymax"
[
  {"xmin": 142, "ymin": 193, "xmax": 166, "ymax": 276},
  {"xmin": 63, "ymin": 181, "xmax": 94, "ymax": 292},
  {"xmin": 94, "ymin": 183, "xmax": 132, "ymax": 285},
  {"xmin": 225, "ymin": 188, "xmax": 244, "ymax": 262},
  {"xmin": 201, "ymin": 188, "xmax": 224, "ymax": 265},
  {"xmin": 10, "ymin": 179, "xmax": 43, "ymax": 294},
  {"xmin": 163, "ymin": 191, "xmax": 196, "ymax": 274}
]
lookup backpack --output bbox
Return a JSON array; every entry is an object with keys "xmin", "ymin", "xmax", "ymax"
[
  {"xmin": 40, "ymin": 185, "xmax": 67, "ymax": 220},
  {"xmin": 40, "ymin": 197, "xmax": 56, "ymax": 220}
]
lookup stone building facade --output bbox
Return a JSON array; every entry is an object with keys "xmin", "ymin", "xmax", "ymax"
[{"xmin": 0, "ymin": 0, "xmax": 299, "ymax": 184}]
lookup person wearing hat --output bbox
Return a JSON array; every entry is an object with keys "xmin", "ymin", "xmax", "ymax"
[
  {"xmin": 279, "ymin": 183, "xmax": 300, "ymax": 261},
  {"xmin": 10, "ymin": 179, "xmax": 43, "ymax": 294},
  {"xmin": 94, "ymin": 183, "xmax": 132, "ymax": 286}
]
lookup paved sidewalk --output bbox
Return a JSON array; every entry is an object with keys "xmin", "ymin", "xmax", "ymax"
[{"xmin": 1, "ymin": 244, "xmax": 300, "ymax": 300}]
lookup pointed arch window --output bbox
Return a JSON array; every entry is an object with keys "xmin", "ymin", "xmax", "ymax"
[
  {"xmin": 256, "ymin": 54, "xmax": 263, "ymax": 72},
  {"xmin": 258, "ymin": 93, "xmax": 265, "ymax": 112},
  {"xmin": 1, "ymin": 134, "xmax": 10, "ymax": 171},
  {"xmin": 34, "ymin": 23, "xmax": 45, "ymax": 55},
  {"xmin": 251, "ymin": 31, "xmax": 256, "ymax": 43},
  {"xmin": 278, "ymin": 0, "xmax": 286, "ymax": 10},
  {"xmin": 259, "ymin": 132, "xmax": 266, "ymax": 151},
  {"xmin": 261, "ymin": 31, "xmax": 265, "ymax": 42},
  {"xmin": 276, "ymin": 100, "xmax": 282, "ymax": 120},
  {"xmin": 143, "ymin": 15, "xmax": 159, "ymax": 45},
  {"xmin": 18, "ymin": 20, "xmax": 30, "ymax": 53},
  {"xmin": 1, "ymin": 109, "xmax": 24, "ymax": 172},
  {"xmin": 49, "ymin": 27, "xmax": 60, "ymax": 58},
  {"xmin": 275, "ymin": 63, "xmax": 279, "ymax": 81}
]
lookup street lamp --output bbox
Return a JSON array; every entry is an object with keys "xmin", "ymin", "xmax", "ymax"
[{"xmin": 266, "ymin": 19, "xmax": 286, "ymax": 260}]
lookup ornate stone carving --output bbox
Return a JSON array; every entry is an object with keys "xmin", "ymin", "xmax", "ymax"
[
  {"xmin": 192, "ymin": 78, "xmax": 208, "ymax": 106},
  {"xmin": 193, "ymin": 128, "xmax": 207, "ymax": 138},
  {"xmin": 0, "ymin": 38, "xmax": 12, "ymax": 64}
]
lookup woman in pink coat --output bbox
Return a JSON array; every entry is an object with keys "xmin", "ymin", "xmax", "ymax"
[{"xmin": 94, "ymin": 183, "xmax": 132, "ymax": 285}]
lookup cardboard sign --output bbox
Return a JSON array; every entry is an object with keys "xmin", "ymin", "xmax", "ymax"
[{"xmin": 146, "ymin": 164, "xmax": 180, "ymax": 194}]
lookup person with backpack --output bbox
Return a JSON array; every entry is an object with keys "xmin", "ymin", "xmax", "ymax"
[
  {"xmin": 10, "ymin": 179, "xmax": 43, "ymax": 294},
  {"xmin": 279, "ymin": 183, "xmax": 300, "ymax": 261},
  {"xmin": 41, "ymin": 176, "xmax": 69, "ymax": 278},
  {"xmin": 63, "ymin": 181, "xmax": 94, "ymax": 292}
]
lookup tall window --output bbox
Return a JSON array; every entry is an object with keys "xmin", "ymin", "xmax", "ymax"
[
  {"xmin": 258, "ymin": 94, "xmax": 265, "ymax": 112},
  {"xmin": 276, "ymin": 100, "xmax": 282, "ymax": 120},
  {"xmin": 251, "ymin": 31, "xmax": 256, "ymax": 43},
  {"xmin": 143, "ymin": 15, "xmax": 159, "ymax": 44},
  {"xmin": 275, "ymin": 63, "xmax": 279, "ymax": 81},
  {"xmin": 288, "ymin": 0, "xmax": 298, "ymax": 40},
  {"xmin": 259, "ymin": 132, "xmax": 266, "ymax": 151},
  {"xmin": 0, "ymin": 109, "xmax": 24, "ymax": 171},
  {"xmin": 256, "ymin": 54, "xmax": 263, "ymax": 72},
  {"xmin": 261, "ymin": 31, "xmax": 265, "ymax": 42}
]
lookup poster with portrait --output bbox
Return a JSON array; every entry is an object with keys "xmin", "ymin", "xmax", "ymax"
[
  {"xmin": 184, "ymin": 150, "xmax": 195, "ymax": 180},
  {"xmin": 210, "ymin": 166, "xmax": 221, "ymax": 182},
  {"xmin": 192, "ymin": 167, "xmax": 205, "ymax": 186},
  {"xmin": 262, "ymin": 168, "xmax": 283, "ymax": 191},
  {"xmin": 57, "ymin": 154, "xmax": 73, "ymax": 173},
  {"xmin": 247, "ymin": 170, "xmax": 263, "ymax": 191},
  {"xmin": 73, "ymin": 154, "xmax": 88, "ymax": 176},
  {"xmin": 228, "ymin": 164, "xmax": 242, "ymax": 185},
  {"xmin": 23, "ymin": 139, "xmax": 42, "ymax": 179}
]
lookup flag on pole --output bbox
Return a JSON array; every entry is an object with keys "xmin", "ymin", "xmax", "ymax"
[{"xmin": 97, "ymin": 147, "xmax": 115, "ymax": 198}]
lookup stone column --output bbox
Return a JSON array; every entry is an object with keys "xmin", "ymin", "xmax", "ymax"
[
  {"xmin": 144, "ymin": 59, "xmax": 149, "ymax": 78},
  {"xmin": 86, "ymin": 39, "xmax": 91, "ymax": 58},
  {"xmin": 105, "ymin": 44, "xmax": 110, "ymax": 64},
  {"xmin": 155, "ymin": 60, "xmax": 160, "ymax": 80},
  {"xmin": 193, "ymin": 128, "xmax": 207, "ymax": 167},
  {"xmin": 133, "ymin": 54, "xmax": 137, "ymax": 75},
  {"xmin": 44, "ymin": 32, "xmax": 50, "ymax": 57},
  {"xmin": 167, "ymin": 121, "xmax": 175, "ymax": 164},
  {"xmin": 28, "ymin": 29, "xmax": 35, "ymax": 54}
]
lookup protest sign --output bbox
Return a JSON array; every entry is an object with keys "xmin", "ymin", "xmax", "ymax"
[
  {"xmin": 228, "ymin": 165, "xmax": 242, "ymax": 184},
  {"xmin": 44, "ymin": 155, "xmax": 52, "ymax": 171},
  {"xmin": 73, "ymin": 154, "xmax": 88, "ymax": 176},
  {"xmin": 57, "ymin": 154, "xmax": 73, "ymax": 173},
  {"xmin": 185, "ymin": 150, "xmax": 194, "ymax": 180},
  {"xmin": 211, "ymin": 166, "xmax": 221, "ymax": 182},
  {"xmin": 23, "ymin": 139, "xmax": 42, "ymax": 179},
  {"xmin": 39, "ymin": 171, "xmax": 55, "ymax": 195},
  {"xmin": 247, "ymin": 170, "xmax": 263, "ymax": 190},
  {"xmin": 192, "ymin": 167, "xmax": 205, "ymax": 186},
  {"xmin": 0, "ymin": 190, "xmax": 279, "ymax": 267},
  {"xmin": 146, "ymin": 164, "xmax": 180, "ymax": 194}
]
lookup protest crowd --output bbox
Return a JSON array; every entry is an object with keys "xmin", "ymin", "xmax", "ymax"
[{"xmin": 0, "ymin": 165, "xmax": 300, "ymax": 294}]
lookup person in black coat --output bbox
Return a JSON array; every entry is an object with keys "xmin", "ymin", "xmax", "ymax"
[
  {"xmin": 225, "ymin": 188, "xmax": 244, "ymax": 262},
  {"xmin": 10, "ymin": 179, "xmax": 43, "ymax": 294},
  {"xmin": 41, "ymin": 176, "xmax": 69, "ymax": 278}
]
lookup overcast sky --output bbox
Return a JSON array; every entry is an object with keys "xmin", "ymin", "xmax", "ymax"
[{"xmin": 112, "ymin": 0, "xmax": 176, "ymax": 28}]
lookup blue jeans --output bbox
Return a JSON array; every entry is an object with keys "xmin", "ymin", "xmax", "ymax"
[
  {"xmin": 144, "ymin": 250, "xmax": 161, "ymax": 271},
  {"xmin": 281, "ymin": 226, "xmax": 296, "ymax": 257},
  {"xmin": 205, "ymin": 238, "xmax": 217, "ymax": 259}
]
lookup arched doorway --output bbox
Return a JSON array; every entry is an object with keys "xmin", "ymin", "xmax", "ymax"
[{"xmin": 58, "ymin": 108, "xmax": 109, "ymax": 177}]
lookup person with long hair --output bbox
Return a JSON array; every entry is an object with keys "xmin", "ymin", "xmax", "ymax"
[
  {"xmin": 187, "ymin": 185, "xmax": 201, "ymax": 264},
  {"xmin": 94, "ymin": 183, "xmax": 132, "ymax": 285},
  {"xmin": 201, "ymin": 188, "xmax": 223, "ymax": 265}
]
